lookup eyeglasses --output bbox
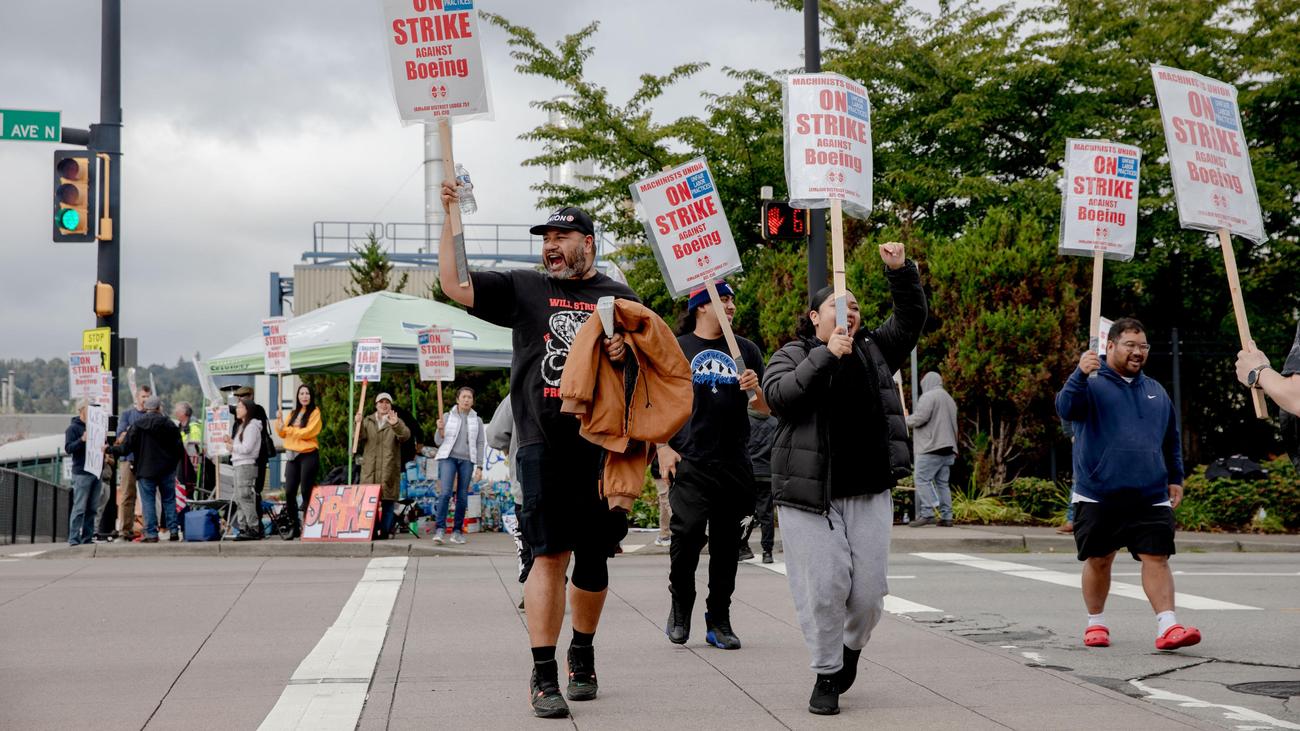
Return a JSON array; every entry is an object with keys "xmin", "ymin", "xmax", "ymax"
[{"xmin": 1117, "ymin": 341, "xmax": 1151, "ymax": 352}]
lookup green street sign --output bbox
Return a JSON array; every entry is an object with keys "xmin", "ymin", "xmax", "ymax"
[{"xmin": 0, "ymin": 108, "xmax": 61, "ymax": 142}]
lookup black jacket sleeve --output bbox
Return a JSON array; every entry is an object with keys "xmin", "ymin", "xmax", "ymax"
[
  {"xmin": 763, "ymin": 342, "xmax": 839, "ymax": 422},
  {"xmin": 867, "ymin": 261, "xmax": 927, "ymax": 373}
]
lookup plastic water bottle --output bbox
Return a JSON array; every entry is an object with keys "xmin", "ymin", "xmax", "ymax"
[{"xmin": 455, "ymin": 164, "xmax": 477, "ymax": 215}]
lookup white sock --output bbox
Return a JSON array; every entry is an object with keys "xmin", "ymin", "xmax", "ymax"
[
  {"xmin": 1087, "ymin": 613, "xmax": 1106, "ymax": 630},
  {"xmin": 1156, "ymin": 610, "xmax": 1177, "ymax": 636}
]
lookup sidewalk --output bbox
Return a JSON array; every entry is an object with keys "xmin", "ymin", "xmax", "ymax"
[
  {"xmin": 26, "ymin": 523, "xmax": 1300, "ymax": 559},
  {"xmin": 354, "ymin": 555, "xmax": 1214, "ymax": 730}
]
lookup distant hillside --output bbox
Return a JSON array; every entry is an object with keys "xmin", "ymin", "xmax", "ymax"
[{"xmin": 0, "ymin": 357, "xmax": 202, "ymax": 415}]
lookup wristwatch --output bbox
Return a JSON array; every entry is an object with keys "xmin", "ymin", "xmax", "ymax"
[{"xmin": 1247, "ymin": 364, "xmax": 1271, "ymax": 389}]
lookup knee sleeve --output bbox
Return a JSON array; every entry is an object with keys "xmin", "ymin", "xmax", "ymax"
[{"xmin": 570, "ymin": 551, "xmax": 609, "ymax": 593}]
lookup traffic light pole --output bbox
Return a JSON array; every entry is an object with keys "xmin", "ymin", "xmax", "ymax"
[
  {"xmin": 804, "ymin": 0, "xmax": 828, "ymax": 304},
  {"xmin": 93, "ymin": 0, "xmax": 124, "ymax": 538}
]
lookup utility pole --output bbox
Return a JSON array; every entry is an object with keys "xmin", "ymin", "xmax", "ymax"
[
  {"xmin": 93, "ymin": 0, "xmax": 123, "ymax": 537},
  {"xmin": 804, "ymin": 0, "xmax": 827, "ymax": 304}
]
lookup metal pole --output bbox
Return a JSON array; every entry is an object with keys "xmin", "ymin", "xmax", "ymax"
[
  {"xmin": 346, "ymin": 376, "xmax": 355, "ymax": 481},
  {"xmin": 1171, "ymin": 327, "xmax": 1182, "ymax": 429},
  {"xmin": 423, "ymin": 125, "xmax": 446, "ymax": 253},
  {"xmin": 804, "ymin": 0, "xmax": 827, "ymax": 303},
  {"xmin": 94, "ymin": 0, "xmax": 123, "ymax": 538}
]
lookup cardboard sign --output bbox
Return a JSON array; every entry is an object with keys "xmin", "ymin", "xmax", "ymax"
[
  {"xmin": 354, "ymin": 337, "xmax": 383, "ymax": 382},
  {"xmin": 417, "ymin": 327, "xmax": 455, "ymax": 381},
  {"xmin": 95, "ymin": 372, "xmax": 113, "ymax": 408},
  {"xmin": 784, "ymin": 72, "xmax": 873, "ymax": 218},
  {"xmin": 261, "ymin": 317, "xmax": 290, "ymax": 374},
  {"xmin": 68, "ymin": 350, "xmax": 103, "ymax": 401},
  {"xmin": 1151, "ymin": 65, "xmax": 1265, "ymax": 243},
  {"xmin": 630, "ymin": 157, "xmax": 743, "ymax": 298},
  {"xmin": 1099, "ymin": 316, "xmax": 1114, "ymax": 348},
  {"xmin": 1059, "ymin": 139, "xmax": 1141, "ymax": 261},
  {"xmin": 204, "ymin": 404, "xmax": 232, "ymax": 458},
  {"xmin": 82, "ymin": 327, "xmax": 111, "ymax": 371},
  {"xmin": 84, "ymin": 404, "xmax": 108, "ymax": 477},
  {"xmin": 302, "ymin": 484, "xmax": 381, "ymax": 541},
  {"xmin": 382, "ymin": 0, "xmax": 491, "ymax": 123}
]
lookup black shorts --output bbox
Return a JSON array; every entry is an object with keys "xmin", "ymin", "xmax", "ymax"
[
  {"xmin": 516, "ymin": 441, "xmax": 628, "ymax": 557},
  {"xmin": 1073, "ymin": 500, "xmax": 1176, "ymax": 561}
]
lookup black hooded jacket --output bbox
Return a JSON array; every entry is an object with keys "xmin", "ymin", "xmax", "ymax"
[{"xmin": 762, "ymin": 261, "xmax": 927, "ymax": 515}]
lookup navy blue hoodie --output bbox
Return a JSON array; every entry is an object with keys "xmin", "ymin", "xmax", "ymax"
[{"xmin": 1056, "ymin": 362, "xmax": 1184, "ymax": 503}]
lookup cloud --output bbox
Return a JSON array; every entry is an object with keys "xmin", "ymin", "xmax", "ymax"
[{"xmin": 0, "ymin": 0, "xmax": 808, "ymax": 365}]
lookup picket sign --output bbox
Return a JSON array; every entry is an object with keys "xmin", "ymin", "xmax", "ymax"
[
  {"xmin": 438, "ymin": 119, "xmax": 471, "ymax": 286},
  {"xmin": 631, "ymin": 158, "xmax": 753, "ymax": 401},
  {"xmin": 1151, "ymin": 65, "xmax": 1267, "ymax": 418}
]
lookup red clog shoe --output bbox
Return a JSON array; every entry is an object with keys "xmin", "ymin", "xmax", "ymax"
[
  {"xmin": 1155, "ymin": 624, "xmax": 1202, "ymax": 650},
  {"xmin": 1084, "ymin": 625, "xmax": 1110, "ymax": 647}
]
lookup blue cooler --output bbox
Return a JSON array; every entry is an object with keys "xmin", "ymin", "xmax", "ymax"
[{"xmin": 184, "ymin": 509, "xmax": 221, "ymax": 541}]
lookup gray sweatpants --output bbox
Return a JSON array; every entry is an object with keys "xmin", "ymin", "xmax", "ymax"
[
  {"xmin": 233, "ymin": 463, "xmax": 260, "ymax": 536},
  {"xmin": 780, "ymin": 490, "xmax": 892, "ymax": 674}
]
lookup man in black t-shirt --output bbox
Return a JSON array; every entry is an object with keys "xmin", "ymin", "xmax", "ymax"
[
  {"xmin": 1236, "ymin": 321, "xmax": 1300, "ymax": 467},
  {"xmin": 438, "ymin": 181, "xmax": 636, "ymax": 720},
  {"xmin": 656, "ymin": 280, "xmax": 768, "ymax": 651}
]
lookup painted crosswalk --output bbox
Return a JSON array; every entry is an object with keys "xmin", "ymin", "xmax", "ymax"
[{"xmin": 912, "ymin": 552, "xmax": 1261, "ymax": 610}]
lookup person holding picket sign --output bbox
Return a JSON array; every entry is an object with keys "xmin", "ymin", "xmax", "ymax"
[
  {"xmin": 658, "ymin": 279, "xmax": 768, "ymax": 651},
  {"xmin": 762, "ymin": 243, "xmax": 925, "ymax": 716},
  {"xmin": 432, "ymin": 386, "xmax": 485, "ymax": 545},
  {"xmin": 437, "ymin": 179, "xmax": 638, "ymax": 720}
]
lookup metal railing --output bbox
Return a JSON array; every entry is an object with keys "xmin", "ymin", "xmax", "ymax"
[
  {"xmin": 0, "ymin": 468, "xmax": 70, "ymax": 545},
  {"xmin": 307, "ymin": 220, "xmax": 619, "ymax": 267}
]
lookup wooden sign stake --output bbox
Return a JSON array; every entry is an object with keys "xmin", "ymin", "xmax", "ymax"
[
  {"xmin": 1218, "ymin": 228, "xmax": 1268, "ymax": 419},
  {"xmin": 830, "ymin": 199, "xmax": 848, "ymax": 329},
  {"xmin": 704, "ymin": 279, "xmax": 757, "ymax": 403},
  {"xmin": 437, "ymin": 118, "xmax": 471, "ymax": 287},
  {"xmin": 351, "ymin": 380, "xmax": 369, "ymax": 453}
]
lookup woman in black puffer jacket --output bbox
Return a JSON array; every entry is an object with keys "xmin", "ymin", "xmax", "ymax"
[{"xmin": 761, "ymin": 243, "xmax": 925, "ymax": 715}]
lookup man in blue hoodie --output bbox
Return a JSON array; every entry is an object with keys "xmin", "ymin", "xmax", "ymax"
[{"xmin": 1056, "ymin": 317, "xmax": 1199, "ymax": 652}]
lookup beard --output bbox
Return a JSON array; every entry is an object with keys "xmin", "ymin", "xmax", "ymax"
[{"xmin": 547, "ymin": 247, "xmax": 590, "ymax": 280}]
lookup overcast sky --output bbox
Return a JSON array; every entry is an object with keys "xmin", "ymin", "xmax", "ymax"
[{"xmin": 0, "ymin": 0, "xmax": 818, "ymax": 365}]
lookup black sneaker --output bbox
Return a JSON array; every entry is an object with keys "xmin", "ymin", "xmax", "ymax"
[
  {"xmin": 909, "ymin": 516, "xmax": 936, "ymax": 527},
  {"xmin": 809, "ymin": 674, "xmax": 840, "ymax": 715},
  {"xmin": 705, "ymin": 612, "xmax": 741, "ymax": 650},
  {"xmin": 666, "ymin": 597, "xmax": 691, "ymax": 644},
  {"xmin": 530, "ymin": 661, "xmax": 570, "ymax": 719},
  {"xmin": 168, "ymin": 532, "xmax": 179, "ymax": 542},
  {"xmin": 565, "ymin": 645, "xmax": 598, "ymax": 701},
  {"xmin": 834, "ymin": 646, "xmax": 862, "ymax": 692},
  {"xmin": 762, "ymin": 551, "xmax": 774, "ymax": 564},
  {"xmin": 738, "ymin": 544, "xmax": 755, "ymax": 562},
  {"xmin": 938, "ymin": 519, "xmax": 953, "ymax": 527}
]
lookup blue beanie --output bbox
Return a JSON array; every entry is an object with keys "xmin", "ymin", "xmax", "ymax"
[{"xmin": 687, "ymin": 280, "xmax": 734, "ymax": 311}]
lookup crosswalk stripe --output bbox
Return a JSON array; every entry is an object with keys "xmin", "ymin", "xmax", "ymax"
[
  {"xmin": 913, "ymin": 552, "xmax": 1261, "ymax": 610},
  {"xmin": 745, "ymin": 559, "xmax": 943, "ymax": 614}
]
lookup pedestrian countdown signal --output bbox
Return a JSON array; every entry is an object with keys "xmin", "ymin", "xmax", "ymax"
[
  {"xmin": 53, "ymin": 150, "xmax": 97, "ymax": 242},
  {"xmin": 760, "ymin": 200, "xmax": 810, "ymax": 242}
]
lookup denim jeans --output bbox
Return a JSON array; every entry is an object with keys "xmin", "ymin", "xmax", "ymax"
[
  {"xmin": 136, "ymin": 476, "xmax": 177, "ymax": 539},
  {"xmin": 436, "ymin": 457, "xmax": 473, "ymax": 534},
  {"xmin": 914, "ymin": 452, "xmax": 956, "ymax": 521},
  {"xmin": 69, "ymin": 472, "xmax": 101, "ymax": 545}
]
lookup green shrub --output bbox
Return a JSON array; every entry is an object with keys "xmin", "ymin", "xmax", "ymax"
[
  {"xmin": 1178, "ymin": 458, "xmax": 1300, "ymax": 532},
  {"xmin": 629, "ymin": 469, "xmax": 659, "ymax": 529},
  {"xmin": 1005, "ymin": 476, "xmax": 1069, "ymax": 519}
]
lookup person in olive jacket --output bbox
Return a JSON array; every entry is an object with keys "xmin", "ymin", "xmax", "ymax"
[
  {"xmin": 761, "ymin": 242, "xmax": 925, "ymax": 716},
  {"xmin": 357, "ymin": 392, "xmax": 410, "ymax": 539}
]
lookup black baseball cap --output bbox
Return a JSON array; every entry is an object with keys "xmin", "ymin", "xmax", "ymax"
[{"xmin": 530, "ymin": 206, "xmax": 595, "ymax": 237}]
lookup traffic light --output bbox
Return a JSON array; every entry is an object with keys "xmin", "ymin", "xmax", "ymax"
[
  {"xmin": 760, "ymin": 200, "xmax": 810, "ymax": 242},
  {"xmin": 53, "ymin": 150, "xmax": 97, "ymax": 242},
  {"xmin": 93, "ymin": 281, "xmax": 114, "ymax": 317}
]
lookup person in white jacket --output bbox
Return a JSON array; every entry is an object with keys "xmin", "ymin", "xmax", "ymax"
[
  {"xmin": 226, "ymin": 398, "xmax": 263, "ymax": 541},
  {"xmin": 432, "ymin": 386, "xmax": 485, "ymax": 544}
]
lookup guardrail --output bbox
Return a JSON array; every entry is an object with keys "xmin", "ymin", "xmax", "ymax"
[
  {"xmin": 307, "ymin": 220, "xmax": 618, "ymax": 267},
  {"xmin": 0, "ymin": 467, "xmax": 70, "ymax": 545}
]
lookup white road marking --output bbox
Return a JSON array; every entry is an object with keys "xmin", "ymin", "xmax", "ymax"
[
  {"xmin": 913, "ymin": 553, "xmax": 1261, "ymax": 610},
  {"xmin": 1129, "ymin": 679, "xmax": 1300, "ymax": 730},
  {"xmin": 747, "ymin": 560, "xmax": 943, "ymax": 614},
  {"xmin": 621, "ymin": 543, "xmax": 646, "ymax": 553},
  {"xmin": 1021, "ymin": 651, "xmax": 1048, "ymax": 664},
  {"xmin": 259, "ymin": 557, "xmax": 408, "ymax": 731},
  {"xmin": 1112, "ymin": 571, "xmax": 1300, "ymax": 577},
  {"xmin": 10, "ymin": 550, "xmax": 46, "ymax": 558}
]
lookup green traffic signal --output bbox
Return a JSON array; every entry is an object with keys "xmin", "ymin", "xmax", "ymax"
[{"xmin": 59, "ymin": 207, "xmax": 81, "ymax": 230}]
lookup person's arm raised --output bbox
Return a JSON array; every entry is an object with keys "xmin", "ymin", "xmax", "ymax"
[{"xmin": 438, "ymin": 179, "xmax": 474, "ymax": 308}]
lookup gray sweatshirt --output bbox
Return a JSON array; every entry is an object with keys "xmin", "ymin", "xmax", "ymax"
[{"xmin": 906, "ymin": 372, "xmax": 959, "ymax": 455}]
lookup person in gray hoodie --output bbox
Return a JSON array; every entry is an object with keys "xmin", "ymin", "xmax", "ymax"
[{"xmin": 906, "ymin": 371, "xmax": 959, "ymax": 527}]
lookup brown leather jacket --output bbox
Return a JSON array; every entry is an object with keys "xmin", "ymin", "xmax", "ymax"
[{"xmin": 560, "ymin": 299, "xmax": 692, "ymax": 511}]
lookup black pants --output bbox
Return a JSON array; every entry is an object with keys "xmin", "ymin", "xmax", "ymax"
[
  {"xmin": 669, "ymin": 457, "xmax": 753, "ymax": 616},
  {"xmin": 283, "ymin": 451, "xmax": 320, "ymax": 528},
  {"xmin": 741, "ymin": 476, "xmax": 775, "ymax": 553}
]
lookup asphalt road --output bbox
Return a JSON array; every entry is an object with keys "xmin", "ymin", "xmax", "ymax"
[{"xmin": 876, "ymin": 551, "xmax": 1300, "ymax": 729}]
